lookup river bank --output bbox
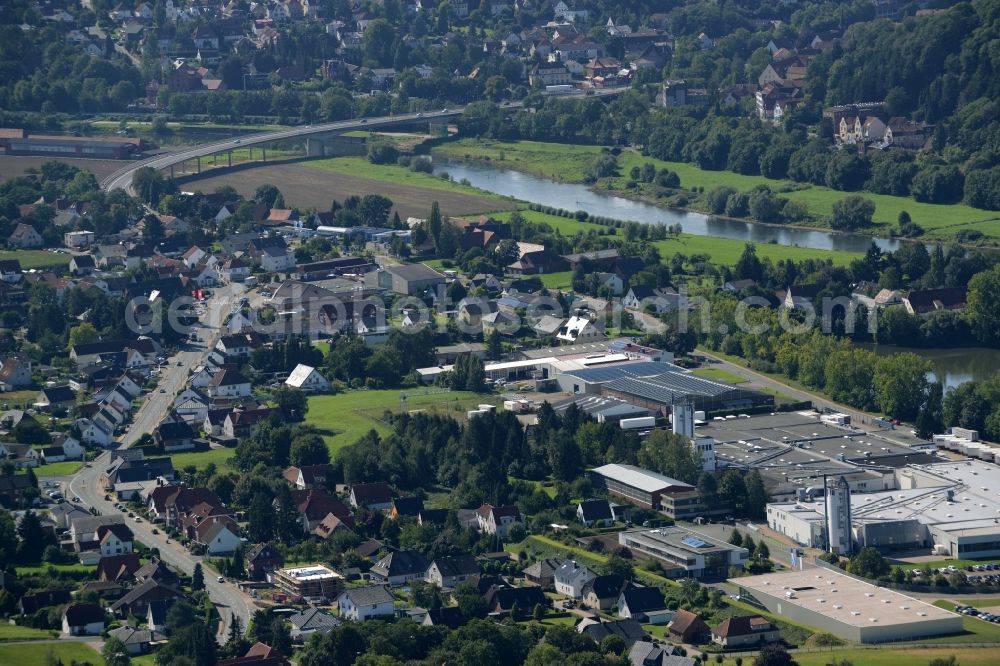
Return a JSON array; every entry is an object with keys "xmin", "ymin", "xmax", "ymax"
[{"xmin": 431, "ymin": 139, "xmax": 1000, "ymax": 248}]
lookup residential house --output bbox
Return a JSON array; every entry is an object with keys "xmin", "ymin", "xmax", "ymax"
[
  {"xmin": 577, "ymin": 499, "xmax": 614, "ymax": 527},
  {"xmin": 62, "ymin": 603, "xmax": 105, "ymax": 636},
  {"xmin": 221, "ymin": 257, "xmax": 251, "ymax": 283},
  {"xmin": 422, "ymin": 606, "xmax": 466, "ymax": 629},
  {"xmin": 779, "ymin": 283, "xmax": 823, "ymax": 309},
  {"xmin": 618, "ymin": 586, "xmax": 667, "ymax": 622},
  {"xmin": 506, "ymin": 249, "xmax": 569, "ymax": 275},
  {"xmin": 134, "ymin": 558, "xmax": 180, "ymax": 586},
  {"xmin": 69, "ymin": 254, "xmax": 96, "ymax": 275},
  {"xmin": 529, "ymin": 63, "xmax": 571, "ymax": 86},
  {"xmin": 246, "ymin": 543, "xmax": 284, "ymax": 580},
  {"xmin": 555, "ymin": 561, "xmax": 597, "ymax": 598},
  {"xmin": 292, "ymin": 488, "xmax": 355, "ymax": 532},
  {"xmin": 284, "ymin": 364, "xmax": 330, "ymax": 393},
  {"xmin": 109, "ymin": 580, "xmax": 183, "ymax": 618},
  {"xmin": 349, "ymin": 482, "xmax": 393, "ymax": 511},
  {"xmin": 523, "ymin": 557, "xmax": 564, "ymax": 587},
  {"xmin": 107, "ymin": 626, "xmax": 165, "ymax": 655},
  {"xmin": 0, "ymin": 354, "xmax": 32, "ymax": 388},
  {"xmin": 288, "ymin": 608, "xmax": 339, "ymax": 642},
  {"xmin": 426, "ymin": 554, "xmax": 480, "ymax": 588},
  {"xmin": 34, "ymin": 385, "xmax": 76, "ymax": 412},
  {"xmin": 484, "ymin": 583, "xmax": 547, "ymax": 616},
  {"xmin": 557, "ymin": 315, "xmax": 604, "ymax": 343},
  {"xmin": 668, "ymin": 609, "xmax": 710, "ymax": 644},
  {"xmin": 389, "ymin": 496, "xmax": 424, "ymax": 519},
  {"xmin": 0, "ymin": 442, "xmax": 40, "ymax": 468},
  {"xmin": 458, "ymin": 297, "xmax": 499, "ymax": 330},
  {"xmin": 711, "ymin": 615, "xmax": 781, "ymax": 648},
  {"xmin": 98, "ymin": 523, "xmax": 134, "ymax": 557},
  {"xmin": 476, "ymin": 503, "xmax": 524, "ymax": 538},
  {"xmin": 41, "ymin": 434, "xmax": 85, "ymax": 463},
  {"xmin": 577, "ymin": 617, "xmax": 648, "ymax": 648},
  {"xmin": 218, "ymin": 643, "xmax": 291, "ymax": 666},
  {"xmin": 583, "ymin": 574, "xmax": 629, "ymax": 611},
  {"xmin": 903, "ymin": 287, "xmax": 967, "ymax": 315},
  {"xmin": 627, "ymin": 641, "xmax": 694, "ymax": 666},
  {"xmin": 283, "ymin": 464, "xmax": 333, "ymax": 490},
  {"xmin": 623, "ymin": 285, "xmax": 681, "ymax": 314},
  {"xmin": 154, "ymin": 420, "xmax": 196, "ymax": 452},
  {"xmin": 146, "ymin": 599, "xmax": 175, "ymax": 634},
  {"xmin": 98, "ymin": 553, "xmax": 142, "ymax": 583},
  {"xmin": 207, "ymin": 369, "xmax": 252, "ymax": 398},
  {"xmin": 196, "ymin": 518, "xmax": 242, "ymax": 555},
  {"xmin": 336, "ymin": 585, "xmax": 395, "ymax": 621},
  {"xmin": 370, "ymin": 550, "xmax": 429, "ymax": 586},
  {"xmin": 8, "ymin": 222, "xmax": 44, "ymax": 248}
]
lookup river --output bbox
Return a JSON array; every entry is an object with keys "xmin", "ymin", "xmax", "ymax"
[
  {"xmin": 433, "ymin": 158, "xmax": 905, "ymax": 253},
  {"xmin": 863, "ymin": 345, "xmax": 1000, "ymax": 390}
]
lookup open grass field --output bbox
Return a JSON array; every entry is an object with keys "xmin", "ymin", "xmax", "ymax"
[
  {"xmin": 168, "ymin": 447, "xmax": 235, "ymax": 470},
  {"xmin": 0, "ymin": 625, "xmax": 59, "ymax": 641},
  {"xmin": 0, "ymin": 250, "xmax": 71, "ymax": 270},
  {"xmin": 434, "ymin": 139, "xmax": 999, "ymax": 243},
  {"xmin": 537, "ymin": 271, "xmax": 574, "ymax": 290},
  {"xmin": 0, "ymin": 155, "xmax": 125, "ymax": 181},
  {"xmin": 794, "ymin": 647, "xmax": 1000, "ymax": 666},
  {"xmin": 16, "ymin": 562, "xmax": 94, "ymax": 575},
  {"xmin": 0, "ymin": 642, "xmax": 102, "ymax": 666},
  {"xmin": 35, "ymin": 461, "xmax": 82, "ymax": 477},
  {"xmin": 181, "ymin": 158, "xmax": 514, "ymax": 220},
  {"xmin": 306, "ymin": 389, "xmax": 501, "ymax": 457},
  {"xmin": 691, "ymin": 367, "xmax": 749, "ymax": 384}
]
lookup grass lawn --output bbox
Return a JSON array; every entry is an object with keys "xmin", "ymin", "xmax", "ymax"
[
  {"xmin": 131, "ymin": 654, "xmax": 157, "ymax": 666},
  {"xmin": 0, "ymin": 625, "xmax": 59, "ymax": 641},
  {"xmin": 793, "ymin": 647, "xmax": 1000, "ymax": 666},
  {"xmin": 0, "ymin": 250, "xmax": 71, "ymax": 270},
  {"xmin": 305, "ymin": 157, "xmax": 512, "ymax": 205},
  {"xmin": 16, "ymin": 562, "xmax": 94, "ymax": 575},
  {"xmin": 35, "ymin": 461, "xmax": 82, "ymax": 477},
  {"xmin": 537, "ymin": 271, "xmax": 574, "ymax": 290},
  {"xmin": 0, "ymin": 642, "xmax": 102, "ymax": 665},
  {"xmin": 306, "ymin": 389, "xmax": 501, "ymax": 457},
  {"xmin": 510, "ymin": 477, "xmax": 557, "ymax": 499},
  {"xmin": 168, "ymin": 447, "xmax": 236, "ymax": 470},
  {"xmin": 435, "ymin": 139, "xmax": 998, "ymax": 243},
  {"xmin": 691, "ymin": 367, "xmax": 748, "ymax": 384}
]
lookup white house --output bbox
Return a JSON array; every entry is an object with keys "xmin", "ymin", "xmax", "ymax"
[
  {"xmin": 207, "ymin": 369, "xmax": 252, "ymax": 398},
  {"xmin": 336, "ymin": 586, "xmax": 396, "ymax": 621},
  {"xmin": 200, "ymin": 520, "xmax": 242, "ymax": 555},
  {"xmin": 285, "ymin": 364, "xmax": 331, "ymax": 393},
  {"xmin": 261, "ymin": 245, "xmax": 297, "ymax": 273},
  {"xmin": 76, "ymin": 418, "xmax": 114, "ymax": 447},
  {"xmin": 554, "ymin": 561, "xmax": 597, "ymax": 598},
  {"xmin": 476, "ymin": 504, "xmax": 524, "ymax": 538},
  {"xmin": 99, "ymin": 524, "xmax": 134, "ymax": 557},
  {"xmin": 62, "ymin": 603, "xmax": 105, "ymax": 636}
]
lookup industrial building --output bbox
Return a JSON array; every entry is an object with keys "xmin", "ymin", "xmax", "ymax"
[
  {"xmin": 272, "ymin": 564, "xmax": 343, "ymax": 602},
  {"xmin": 767, "ymin": 459, "xmax": 1000, "ymax": 558},
  {"xmin": 0, "ymin": 128, "xmax": 143, "ymax": 159},
  {"xmin": 733, "ymin": 570, "xmax": 962, "ymax": 643},
  {"xmin": 590, "ymin": 464, "xmax": 693, "ymax": 511},
  {"xmin": 618, "ymin": 527, "xmax": 748, "ymax": 580}
]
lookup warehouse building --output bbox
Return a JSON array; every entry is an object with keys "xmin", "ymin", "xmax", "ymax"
[
  {"xmin": 618, "ymin": 527, "xmax": 748, "ymax": 580},
  {"xmin": 734, "ymin": 570, "xmax": 962, "ymax": 643},
  {"xmin": 0, "ymin": 128, "xmax": 143, "ymax": 159},
  {"xmin": 767, "ymin": 459, "xmax": 1000, "ymax": 558},
  {"xmin": 589, "ymin": 464, "xmax": 693, "ymax": 511}
]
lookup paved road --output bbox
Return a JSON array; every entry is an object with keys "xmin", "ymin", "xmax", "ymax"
[
  {"xmin": 68, "ymin": 282, "xmax": 253, "ymax": 644},
  {"xmin": 100, "ymin": 88, "xmax": 628, "ymax": 193}
]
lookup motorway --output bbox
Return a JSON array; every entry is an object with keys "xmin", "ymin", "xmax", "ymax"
[
  {"xmin": 68, "ymin": 281, "xmax": 253, "ymax": 643},
  {"xmin": 100, "ymin": 88, "xmax": 628, "ymax": 193}
]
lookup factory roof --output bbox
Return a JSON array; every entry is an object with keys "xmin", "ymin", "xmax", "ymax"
[
  {"xmin": 591, "ymin": 464, "xmax": 693, "ymax": 493},
  {"xmin": 734, "ymin": 569, "xmax": 958, "ymax": 629}
]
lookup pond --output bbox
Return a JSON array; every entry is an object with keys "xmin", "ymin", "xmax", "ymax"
[
  {"xmin": 433, "ymin": 158, "xmax": 906, "ymax": 254},
  {"xmin": 863, "ymin": 344, "xmax": 1000, "ymax": 390}
]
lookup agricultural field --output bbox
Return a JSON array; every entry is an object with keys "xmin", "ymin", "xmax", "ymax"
[
  {"xmin": 306, "ymin": 389, "xmax": 501, "ymax": 457},
  {"xmin": 0, "ymin": 155, "xmax": 124, "ymax": 181},
  {"xmin": 434, "ymin": 139, "xmax": 999, "ymax": 243},
  {"xmin": 0, "ymin": 642, "xmax": 102, "ymax": 666},
  {"xmin": 793, "ymin": 647, "xmax": 999, "ymax": 666},
  {"xmin": 0, "ymin": 250, "xmax": 71, "ymax": 270},
  {"xmin": 181, "ymin": 157, "xmax": 514, "ymax": 220}
]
